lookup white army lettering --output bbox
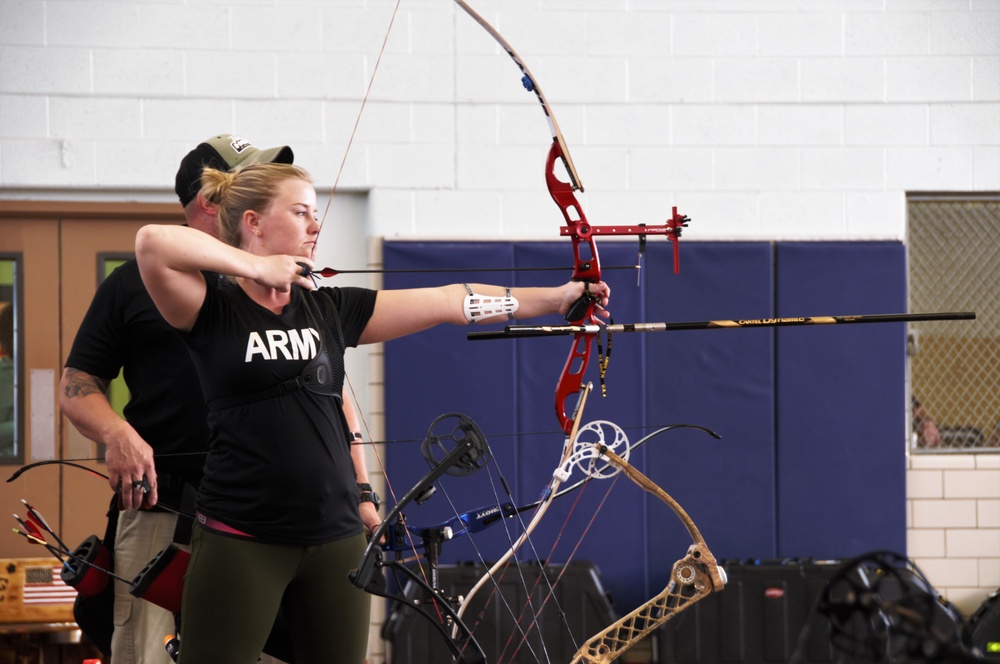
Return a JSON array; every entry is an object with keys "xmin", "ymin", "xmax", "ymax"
[{"xmin": 245, "ymin": 328, "xmax": 321, "ymax": 362}]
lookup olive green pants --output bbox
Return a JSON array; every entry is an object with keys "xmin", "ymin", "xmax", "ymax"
[{"xmin": 178, "ymin": 527, "xmax": 369, "ymax": 664}]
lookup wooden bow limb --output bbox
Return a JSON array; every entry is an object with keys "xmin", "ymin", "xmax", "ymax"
[{"xmin": 570, "ymin": 446, "xmax": 726, "ymax": 664}]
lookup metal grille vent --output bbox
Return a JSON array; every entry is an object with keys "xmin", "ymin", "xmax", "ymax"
[{"xmin": 908, "ymin": 196, "xmax": 999, "ymax": 452}]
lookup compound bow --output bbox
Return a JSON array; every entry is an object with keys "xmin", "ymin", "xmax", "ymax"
[{"xmin": 349, "ymin": 412, "xmax": 493, "ymax": 664}]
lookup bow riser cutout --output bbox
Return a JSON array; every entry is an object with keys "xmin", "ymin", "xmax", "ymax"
[{"xmin": 570, "ymin": 446, "xmax": 727, "ymax": 664}]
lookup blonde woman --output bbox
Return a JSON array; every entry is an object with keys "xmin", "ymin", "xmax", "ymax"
[{"xmin": 135, "ymin": 162, "xmax": 610, "ymax": 663}]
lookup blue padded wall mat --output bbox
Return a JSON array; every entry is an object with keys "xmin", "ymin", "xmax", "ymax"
[
  {"xmin": 511, "ymin": 242, "xmax": 649, "ymax": 612},
  {"xmin": 383, "ymin": 241, "xmax": 652, "ymax": 612},
  {"xmin": 642, "ymin": 242, "xmax": 777, "ymax": 571},
  {"xmin": 381, "ymin": 239, "xmax": 907, "ymax": 618},
  {"xmin": 774, "ymin": 241, "xmax": 907, "ymax": 557},
  {"xmin": 383, "ymin": 242, "xmax": 523, "ymax": 561}
]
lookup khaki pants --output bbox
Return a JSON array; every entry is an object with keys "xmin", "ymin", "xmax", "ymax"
[{"xmin": 111, "ymin": 509, "xmax": 184, "ymax": 664}]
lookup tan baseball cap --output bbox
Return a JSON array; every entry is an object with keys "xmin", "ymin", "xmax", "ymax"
[{"xmin": 174, "ymin": 134, "xmax": 294, "ymax": 207}]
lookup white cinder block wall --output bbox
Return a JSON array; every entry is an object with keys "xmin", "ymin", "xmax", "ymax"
[{"xmin": 2, "ymin": 0, "xmax": 998, "ymax": 656}]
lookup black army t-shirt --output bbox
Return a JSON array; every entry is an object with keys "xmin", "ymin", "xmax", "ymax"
[{"xmin": 185, "ymin": 283, "xmax": 376, "ymax": 545}]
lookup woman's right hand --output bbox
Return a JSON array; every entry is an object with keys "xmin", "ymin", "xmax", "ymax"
[{"xmin": 253, "ymin": 255, "xmax": 315, "ymax": 291}]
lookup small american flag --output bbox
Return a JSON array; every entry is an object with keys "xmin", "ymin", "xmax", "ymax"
[{"xmin": 22, "ymin": 564, "xmax": 78, "ymax": 605}]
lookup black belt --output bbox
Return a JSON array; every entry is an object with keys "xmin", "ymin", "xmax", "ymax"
[{"xmin": 154, "ymin": 472, "xmax": 198, "ymax": 545}]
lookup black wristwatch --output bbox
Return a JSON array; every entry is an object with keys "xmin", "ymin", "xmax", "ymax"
[{"xmin": 357, "ymin": 483, "xmax": 380, "ymax": 511}]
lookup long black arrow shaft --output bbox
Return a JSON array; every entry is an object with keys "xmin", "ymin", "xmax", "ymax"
[
  {"xmin": 309, "ymin": 264, "xmax": 638, "ymax": 277},
  {"xmin": 468, "ymin": 311, "xmax": 976, "ymax": 340}
]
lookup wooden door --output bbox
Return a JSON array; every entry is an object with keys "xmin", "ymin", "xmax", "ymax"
[
  {"xmin": 0, "ymin": 201, "xmax": 182, "ymax": 559},
  {"xmin": 0, "ymin": 208, "xmax": 64, "ymax": 559}
]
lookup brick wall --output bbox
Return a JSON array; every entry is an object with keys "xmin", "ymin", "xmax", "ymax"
[{"xmin": 909, "ymin": 452, "xmax": 1000, "ymax": 616}]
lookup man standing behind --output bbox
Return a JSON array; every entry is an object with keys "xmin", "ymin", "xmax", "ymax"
[{"xmin": 60, "ymin": 135, "xmax": 378, "ymax": 663}]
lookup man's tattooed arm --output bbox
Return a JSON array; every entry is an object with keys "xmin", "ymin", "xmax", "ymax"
[
  {"xmin": 59, "ymin": 366, "xmax": 157, "ymax": 502},
  {"xmin": 59, "ymin": 366, "xmax": 120, "ymax": 445},
  {"xmin": 61, "ymin": 367, "xmax": 110, "ymax": 399}
]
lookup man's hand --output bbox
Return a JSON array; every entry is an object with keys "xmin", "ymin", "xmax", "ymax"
[{"xmin": 105, "ymin": 425, "xmax": 158, "ymax": 509}]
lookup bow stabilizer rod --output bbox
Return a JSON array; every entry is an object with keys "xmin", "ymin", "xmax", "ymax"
[{"xmin": 468, "ymin": 311, "xmax": 976, "ymax": 341}]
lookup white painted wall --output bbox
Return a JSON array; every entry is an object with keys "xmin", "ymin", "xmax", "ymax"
[
  {"xmin": 3, "ymin": 1, "xmax": 996, "ymax": 240},
  {"xmin": 2, "ymin": 0, "xmax": 998, "ymax": 655}
]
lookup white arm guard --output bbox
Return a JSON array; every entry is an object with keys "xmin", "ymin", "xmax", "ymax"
[{"xmin": 462, "ymin": 284, "xmax": 519, "ymax": 323}]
